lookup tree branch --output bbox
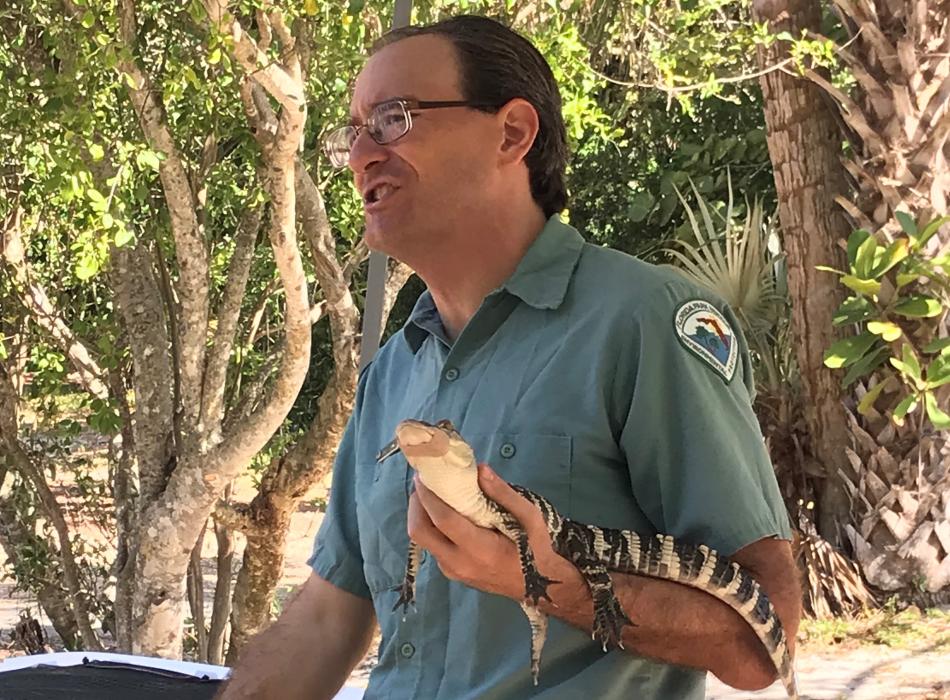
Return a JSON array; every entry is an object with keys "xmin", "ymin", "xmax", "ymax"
[
  {"xmin": 1, "ymin": 207, "xmax": 109, "ymax": 400},
  {"xmin": 200, "ymin": 205, "xmax": 262, "ymax": 432},
  {"xmin": 116, "ymin": 0, "xmax": 210, "ymax": 437},
  {"xmin": 196, "ymin": 0, "xmax": 310, "ymax": 486},
  {"xmin": 110, "ymin": 243, "xmax": 175, "ymax": 503}
]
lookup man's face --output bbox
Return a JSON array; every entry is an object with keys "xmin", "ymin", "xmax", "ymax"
[{"xmin": 348, "ymin": 35, "xmax": 498, "ymax": 260}]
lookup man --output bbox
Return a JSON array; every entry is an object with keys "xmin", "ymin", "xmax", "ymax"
[{"xmin": 219, "ymin": 15, "xmax": 800, "ymax": 700}]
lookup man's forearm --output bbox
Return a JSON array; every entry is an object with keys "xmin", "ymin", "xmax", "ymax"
[
  {"xmin": 539, "ymin": 571, "xmax": 778, "ymax": 690},
  {"xmin": 215, "ymin": 613, "xmax": 372, "ymax": 700},
  {"xmin": 216, "ymin": 575, "xmax": 376, "ymax": 700}
]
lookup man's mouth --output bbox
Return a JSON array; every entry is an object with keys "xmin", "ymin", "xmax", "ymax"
[{"xmin": 364, "ymin": 183, "xmax": 398, "ymax": 207}]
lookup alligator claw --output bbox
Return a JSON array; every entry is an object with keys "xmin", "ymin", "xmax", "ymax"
[{"xmin": 591, "ymin": 588, "xmax": 632, "ymax": 651}]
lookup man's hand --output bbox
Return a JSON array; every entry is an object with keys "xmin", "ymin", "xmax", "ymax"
[{"xmin": 407, "ymin": 464, "xmax": 586, "ymax": 603}]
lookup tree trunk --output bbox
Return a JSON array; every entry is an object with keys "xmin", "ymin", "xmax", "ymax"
[
  {"xmin": 207, "ymin": 509, "xmax": 234, "ymax": 665},
  {"xmin": 0, "ymin": 493, "xmax": 79, "ymax": 650},
  {"xmin": 753, "ymin": 0, "xmax": 854, "ymax": 545},
  {"xmin": 224, "ymin": 490, "xmax": 296, "ymax": 665}
]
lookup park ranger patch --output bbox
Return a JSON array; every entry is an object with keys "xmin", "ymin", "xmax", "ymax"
[{"xmin": 674, "ymin": 300, "xmax": 738, "ymax": 382}]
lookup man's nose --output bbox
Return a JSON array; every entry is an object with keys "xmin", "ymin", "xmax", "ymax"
[{"xmin": 348, "ymin": 129, "xmax": 389, "ymax": 174}]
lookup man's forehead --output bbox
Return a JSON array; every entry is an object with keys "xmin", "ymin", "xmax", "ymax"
[{"xmin": 349, "ymin": 35, "xmax": 462, "ymax": 118}]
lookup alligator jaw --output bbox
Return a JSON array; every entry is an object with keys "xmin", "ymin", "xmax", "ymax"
[{"xmin": 376, "ymin": 438, "xmax": 401, "ymax": 463}]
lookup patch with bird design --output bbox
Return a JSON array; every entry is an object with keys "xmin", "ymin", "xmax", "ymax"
[{"xmin": 673, "ymin": 300, "xmax": 738, "ymax": 382}]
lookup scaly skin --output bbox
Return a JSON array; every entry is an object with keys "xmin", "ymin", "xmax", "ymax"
[{"xmin": 381, "ymin": 418, "xmax": 798, "ymax": 698}]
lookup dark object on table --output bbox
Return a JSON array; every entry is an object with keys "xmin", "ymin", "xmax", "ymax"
[{"xmin": 0, "ymin": 658, "xmax": 223, "ymax": 699}]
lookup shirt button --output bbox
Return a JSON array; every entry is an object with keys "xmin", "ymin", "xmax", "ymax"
[
  {"xmin": 444, "ymin": 367, "xmax": 460, "ymax": 381},
  {"xmin": 500, "ymin": 442, "xmax": 516, "ymax": 458},
  {"xmin": 400, "ymin": 642, "xmax": 415, "ymax": 659}
]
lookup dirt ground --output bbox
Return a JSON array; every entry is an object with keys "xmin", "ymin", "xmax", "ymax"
[{"xmin": 2, "ymin": 482, "xmax": 949, "ymax": 699}]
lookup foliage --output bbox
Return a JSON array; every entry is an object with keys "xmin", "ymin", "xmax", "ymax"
[
  {"xmin": 799, "ymin": 603, "xmax": 950, "ymax": 652},
  {"xmin": 662, "ymin": 175, "xmax": 789, "ymax": 393},
  {"xmin": 821, "ymin": 216, "xmax": 950, "ymax": 429}
]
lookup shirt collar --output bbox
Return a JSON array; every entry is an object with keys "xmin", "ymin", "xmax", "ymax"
[
  {"xmin": 501, "ymin": 215, "xmax": 585, "ymax": 310},
  {"xmin": 403, "ymin": 215, "xmax": 585, "ymax": 353}
]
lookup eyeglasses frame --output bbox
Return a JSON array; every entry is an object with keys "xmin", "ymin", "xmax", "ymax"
[{"xmin": 323, "ymin": 98, "xmax": 499, "ymax": 168}]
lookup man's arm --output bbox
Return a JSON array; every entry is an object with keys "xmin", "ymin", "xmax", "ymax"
[
  {"xmin": 408, "ymin": 466, "xmax": 800, "ymax": 692},
  {"xmin": 216, "ymin": 572, "xmax": 376, "ymax": 700}
]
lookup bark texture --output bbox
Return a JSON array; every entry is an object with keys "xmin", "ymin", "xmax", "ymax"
[{"xmin": 753, "ymin": 0, "xmax": 855, "ymax": 544}]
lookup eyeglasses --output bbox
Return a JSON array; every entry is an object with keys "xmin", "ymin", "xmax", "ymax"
[{"xmin": 323, "ymin": 98, "xmax": 496, "ymax": 168}]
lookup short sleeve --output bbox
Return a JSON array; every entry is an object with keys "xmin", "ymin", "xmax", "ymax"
[
  {"xmin": 617, "ymin": 280, "xmax": 792, "ymax": 556},
  {"xmin": 307, "ymin": 373, "xmax": 372, "ymax": 599}
]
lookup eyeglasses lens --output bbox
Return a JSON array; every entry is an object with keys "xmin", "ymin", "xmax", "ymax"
[
  {"xmin": 370, "ymin": 101, "xmax": 410, "ymax": 145},
  {"xmin": 324, "ymin": 101, "xmax": 411, "ymax": 168}
]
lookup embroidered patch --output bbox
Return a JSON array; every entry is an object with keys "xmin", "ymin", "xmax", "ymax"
[{"xmin": 673, "ymin": 300, "xmax": 738, "ymax": 382}]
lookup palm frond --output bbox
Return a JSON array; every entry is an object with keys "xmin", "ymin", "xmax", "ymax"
[{"xmin": 663, "ymin": 172, "xmax": 785, "ymax": 336}]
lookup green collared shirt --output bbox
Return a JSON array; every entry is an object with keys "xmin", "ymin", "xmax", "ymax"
[{"xmin": 310, "ymin": 215, "xmax": 791, "ymax": 699}]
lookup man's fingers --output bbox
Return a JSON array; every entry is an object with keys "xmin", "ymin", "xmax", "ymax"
[
  {"xmin": 477, "ymin": 464, "xmax": 547, "ymax": 537},
  {"xmin": 413, "ymin": 477, "xmax": 482, "ymax": 544},
  {"xmin": 407, "ymin": 489, "xmax": 456, "ymax": 555}
]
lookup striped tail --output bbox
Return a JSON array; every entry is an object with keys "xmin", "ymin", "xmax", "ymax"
[{"xmin": 596, "ymin": 527, "xmax": 798, "ymax": 700}]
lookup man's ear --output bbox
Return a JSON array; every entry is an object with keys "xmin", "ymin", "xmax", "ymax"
[{"xmin": 496, "ymin": 98, "xmax": 540, "ymax": 166}]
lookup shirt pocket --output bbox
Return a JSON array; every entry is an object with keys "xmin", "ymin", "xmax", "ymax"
[
  {"xmin": 355, "ymin": 454, "xmax": 413, "ymax": 596},
  {"xmin": 468, "ymin": 432, "xmax": 574, "ymax": 517}
]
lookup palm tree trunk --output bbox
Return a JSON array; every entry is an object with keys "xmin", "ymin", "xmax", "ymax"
[{"xmin": 753, "ymin": 0, "xmax": 854, "ymax": 545}]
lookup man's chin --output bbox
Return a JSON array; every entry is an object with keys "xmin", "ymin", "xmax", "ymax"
[{"xmin": 362, "ymin": 220, "xmax": 401, "ymax": 258}]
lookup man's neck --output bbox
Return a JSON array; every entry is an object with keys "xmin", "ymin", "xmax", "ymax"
[{"xmin": 421, "ymin": 206, "xmax": 547, "ymax": 341}]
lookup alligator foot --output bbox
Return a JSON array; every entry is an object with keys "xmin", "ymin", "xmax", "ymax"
[
  {"xmin": 523, "ymin": 567, "xmax": 560, "ymax": 607},
  {"xmin": 591, "ymin": 587, "xmax": 632, "ymax": 651},
  {"xmin": 391, "ymin": 577, "xmax": 417, "ymax": 618}
]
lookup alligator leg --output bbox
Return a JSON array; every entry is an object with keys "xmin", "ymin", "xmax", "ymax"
[
  {"xmin": 392, "ymin": 539, "xmax": 420, "ymax": 618},
  {"xmin": 518, "ymin": 601, "xmax": 548, "ymax": 686},
  {"xmin": 491, "ymin": 504, "xmax": 559, "ymax": 605},
  {"xmin": 575, "ymin": 559, "xmax": 632, "ymax": 650}
]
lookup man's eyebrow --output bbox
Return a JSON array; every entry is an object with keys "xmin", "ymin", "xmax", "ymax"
[{"xmin": 349, "ymin": 94, "xmax": 420, "ymax": 124}]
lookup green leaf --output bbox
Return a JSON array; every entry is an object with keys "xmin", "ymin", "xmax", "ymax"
[
  {"xmin": 208, "ymin": 47, "xmax": 222, "ymax": 65},
  {"xmin": 816, "ymin": 265, "xmax": 844, "ymax": 275},
  {"xmin": 847, "ymin": 229, "xmax": 871, "ymax": 265},
  {"xmin": 857, "ymin": 380, "xmax": 889, "ymax": 416},
  {"xmin": 918, "ymin": 216, "xmax": 950, "ymax": 246},
  {"xmin": 925, "ymin": 355, "xmax": 950, "ymax": 389},
  {"xmin": 824, "ymin": 332, "xmax": 877, "ymax": 369},
  {"xmin": 892, "ymin": 394, "xmax": 918, "ymax": 426},
  {"xmin": 626, "ymin": 191, "xmax": 655, "ymax": 223},
  {"xmin": 871, "ymin": 238, "xmax": 910, "ymax": 277},
  {"xmin": 854, "ymin": 236, "xmax": 879, "ymax": 278},
  {"xmin": 922, "ymin": 337, "xmax": 950, "ymax": 354},
  {"xmin": 896, "ymin": 271, "xmax": 919, "ymax": 289},
  {"xmin": 89, "ymin": 143, "xmax": 105, "ymax": 161},
  {"xmin": 842, "ymin": 347, "xmax": 888, "ymax": 386},
  {"xmin": 833, "ymin": 296, "xmax": 874, "ymax": 325},
  {"xmin": 136, "ymin": 150, "xmax": 161, "ymax": 171},
  {"xmin": 924, "ymin": 391, "xmax": 950, "ymax": 429},
  {"xmin": 101, "ymin": 213, "xmax": 114, "ymax": 229},
  {"xmin": 894, "ymin": 296, "xmax": 943, "ymax": 318},
  {"xmin": 841, "ymin": 275, "xmax": 881, "ymax": 296},
  {"xmin": 867, "ymin": 320, "xmax": 902, "ymax": 341},
  {"xmin": 114, "ymin": 227, "xmax": 134, "ymax": 247},
  {"xmin": 81, "ymin": 10, "xmax": 95, "ymax": 28},
  {"xmin": 891, "ymin": 343, "xmax": 923, "ymax": 383},
  {"xmin": 895, "ymin": 211, "xmax": 918, "ymax": 238}
]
